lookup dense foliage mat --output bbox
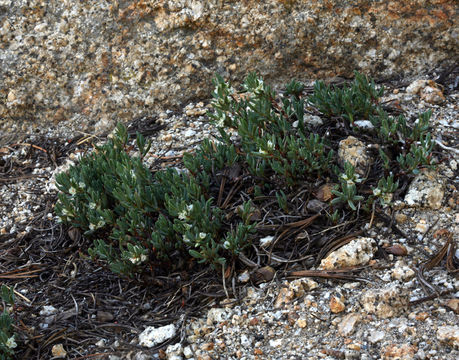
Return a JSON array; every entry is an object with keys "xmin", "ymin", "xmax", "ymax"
[{"xmin": 55, "ymin": 72, "xmax": 436, "ymax": 280}]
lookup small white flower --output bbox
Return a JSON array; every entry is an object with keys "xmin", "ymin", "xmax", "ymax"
[
  {"xmin": 373, "ymin": 188, "xmax": 382, "ymax": 196},
  {"xmin": 179, "ymin": 204, "xmax": 194, "ymax": 220},
  {"xmin": 253, "ymin": 79, "xmax": 265, "ymax": 95},
  {"xmin": 69, "ymin": 187, "xmax": 77, "ymax": 195},
  {"xmin": 89, "ymin": 202, "xmax": 96, "ymax": 210},
  {"xmin": 346, "ymin": 179, "xmax": 355, "ymax": 186},
  {"xmin": 130, "ymin": 169, "xmax": 136, "ymax": 178},
  {"xmin": 78, "ymin": 181, "xmax": 86, "ymax": 189},
  {"xmin": 216, "ymin": 113, "xmax": 226, "ymax": 127},
  {"xmin": 5, "ymin": 336, "xmax": 16, "ymax": 349},
  {"xmin": 129, "ymin": 256, "xmax": 140, "ymax": 265},
  {"xmin": 223, "ymin": 241, "xmax": 231, "ymax": 249},
  {"xmin": 259, "ymin": 148, "xmax": 268, "ymax": 155},
  {"xmin": 341, "ymin": 174, "xmax": 349, "ymax": 181},
  {"xmin": 182, "ymin": 235, "xmax": 192, "ymax": 244},
  {"xmin": 199, "ymin": 232, "xmax": 207, "ymax": 239},
  {"xmin": 266, "ymin": 140, "xmax": 274, "ymax": 149},
  {"xmin": 62, "ymin": 208, "xmax": 70, "ymax": 216},
  {"xmin": 97, "ymin": 220, "xmax": 105, "ymax": 228},
  {"xmin": 89, "ymin": 223, "xmax": 95, "ymax": 231}
]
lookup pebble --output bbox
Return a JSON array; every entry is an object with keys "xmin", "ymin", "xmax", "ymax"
[
  {"xmin": 360, "ymin": 284, "xmax": 409, "ymax": 318},
  {"xmin": 338, "ymin": 136, "xmax": 372, "ymax": 176},
  {"xmin": 138, "ymin": 324, "xmax": 176, "ymax": 348},
  {"xmin": 319, "ymin": 237, "xmax": 377, "ymax": 270},
  {"xmin": 436, "ymin": 325, "xmax": 459, "ymax": 348},
  {"xmin": 404, "ymin": 169, "xmax": 445, "ymax": 210},
  {"xmin": 338, "ymin": 313, "xmax": 360, "ymax": 336},
  {"xmin": 51, "ymin": 344, "xmax": 67, "ymax": 358}
]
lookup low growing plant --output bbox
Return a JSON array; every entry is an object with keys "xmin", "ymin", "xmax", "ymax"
[
  {"xmin": 55, "ymin": 71, "xmax": 437, "ymax": 279},
  {"xmin": 0, "ymin": 285, "xmax": 16, "ymax": 360}
]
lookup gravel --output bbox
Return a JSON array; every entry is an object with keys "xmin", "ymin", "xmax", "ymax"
[{"xmin": 0, "ymin": 76, "xmax": 457, "ymax": 359}]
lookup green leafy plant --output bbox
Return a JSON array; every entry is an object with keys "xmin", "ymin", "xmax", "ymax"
[
  {"xmin": 0, "ymin": 285, "xmax": 16, "ymax": 360},
  {"xmin": 331, "ymin": 162, "xmax": 364, "ymax": 211},
  {"xmin": 55, "ymin": 71, "xmax": 437, "ymax": 279},
  {"xmin": 55, "ymin": 124, "xmax": 256, "ymax": 276},
  {"xmin": 308, "ymin": 71, "xmax": 384, "ymax": 125}
]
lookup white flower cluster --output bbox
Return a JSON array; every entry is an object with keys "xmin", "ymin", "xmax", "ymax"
[
  {"xmin": 129, "ymin": 253, "xmax": 147, "ymax": 265},
  {"xmin": 178, "ymin": 204, "xmax": 194, "ymax": 221},
  {"xmin": 182, "ymin": 232, "xmax": 207, "ymax": 247},
  {"xmin": 341, "ymin": 173, "xmax": 361, "ymax": 186},
  {"xmin": 259, "ymin": 140, "xmax": 274, "ymax": 155},
  {"xmin": 5, "ymin": 336, "xmax": 16, "ymax": 349},
  {"xmin": 89, "ymin": 219, "xmax": 105, "ymax": 231}
]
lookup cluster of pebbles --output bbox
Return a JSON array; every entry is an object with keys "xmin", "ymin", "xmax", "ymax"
[{"xmin": 0, "ymin": 77, "xmax": 458, "ymax": 359}]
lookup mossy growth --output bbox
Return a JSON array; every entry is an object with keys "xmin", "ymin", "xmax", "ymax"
[{"xmin": 55, "ymin": 72, "xmax": 436, "ymax": 278}]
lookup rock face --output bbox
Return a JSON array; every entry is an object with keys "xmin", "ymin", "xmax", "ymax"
[{"xmin": 0, "ymin": 0, "xmax": 456, "ymax": 135}]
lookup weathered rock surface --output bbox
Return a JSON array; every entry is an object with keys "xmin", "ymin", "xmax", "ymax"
[{"xmin": 1, "ymin": 0, "xmax": 456, "ymax": 136}]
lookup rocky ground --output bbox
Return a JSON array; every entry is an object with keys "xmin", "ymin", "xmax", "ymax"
[{"xmin": 0, "ymin": 73, "xmax": 457, "ymax": 359}]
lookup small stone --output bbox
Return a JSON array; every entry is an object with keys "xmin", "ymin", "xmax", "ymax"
[
  {"xmin": 338, "ymin": 313, "xmax": 360, "ymax": 336},
  {"xmin": 206, "ymin": 308, "xmax": 227, "ymax": 325},
  {"xmin": 51, "ymin": 344, "xmax": 67, "ymax": 358},
  {"xmin": 385, "ymin": 244, "xmax": 408, "ymax": 256},
  {"xmin": 237, "ymin": 270, "xmax": 250, "ymax": 283},
  {"xmin": 94, "ymin": 117, "xmax": 115, "ymax": 134},
  {"xmin": 297, "ymin": 318, "xmax": 307, "ymax": 328},
  {"xmin": 338, "ymin": 136, "xmax": 372, "ymax": 176},
  {"xmin": 240, "ymin": 334, "xmax": 252, "ymax": 347},
  {"xmin": 40, "ymin": 305, "xmax": 58, "ymax": 316},
  {"xmin": 382, "ymin": 344, "xmax": 417, "ymax": 359},
  {"xmin": 251, "ymin": 266, "xmax": 275, "ymax": 284},
  {"xmin": 183, "ymin": 346, "xmax": 194, "ymax": 359},
  {"xmin": 306, "ymin": 199, "xmax": 327, "ymax": 213},
  {"xmin": 415, "ymin": 312, "xmax": 430, "ymax": 321},
  {"xmin": 404, "ymin": 170, "xmax": 445, "ymax": 210},
  {"xmin": 269, "ymin": 338, "xmax": 283, "ymax": 348},
  {"xmin": 254, "ymin": 348, "xmax": 263, "ymax": 355},
  {"xmin": 183, "ymin": 129, "xmax": 196, "ymax": 138},
  {"xmin": 304, "ymin": 115, "xmax": 323, "ymax": 127},
  {"xmin": 330, "ymin": 295, "xmax": 346, "ymax": 313},
  {"xmin": 95, "ymin": 339, "xmax": 106, "ymax": 347},
  {"xmin": 97, "ymin": 311, "xmax": 114, "ymax": 322},
  {"xmin": 420, "ymin": 85, "xmax": 445, "ymax": 104},
  {"xmin": 368, "ymin": 330, "xmax": 385, "ymax": 343},
  {"xmin": 200, "ymin": 342, "xmax": 214, "ymax": 351},
  {"xmin": 406, "ymin": 79, "xmax": 429, "ymax": 94},
  {"xmin": 360, "ymin": 284, "xmax": 409, "ymax": 318},
  {"xmin": 394, "ymin": 213, "xmax": 407, "ymax": 224},
  {"xmin": 319, "ymin": 237, "xmax": 377, "ymax": 270},
  {"xmin": 288, "ymin": 278, "xmax": 318, "ymax": 298},
  {"xmin": 437, "ymin": 325, "xmax": 459, "ymax": 348},
  {"xmin": 391, "ymin": 260, "xmax": 415, "ymax": 281},
  {"xmin": 162, "ymin": 134, "xmax": 173, "ymax": 142},
  {"xmin": 274, "ymin": 287, "xmax": 295, "ymax": 308},
  {"xmin": 353, "ymin": 120, "xmax": 374, "ymax": 130},
  {"xmin": 138, "ymin": 324, "xmax": 176, "ymax": 348},
  {"xmin": 166, "ymin": 343, "xmax": 183, "ymax": 360},
  {"xmin": 415, "ymin": 220, "xmax": 429, "ymax": 233},
  {"xmin": 445, "ymin": 298, "xmax": 459, "ymax": 314}
]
